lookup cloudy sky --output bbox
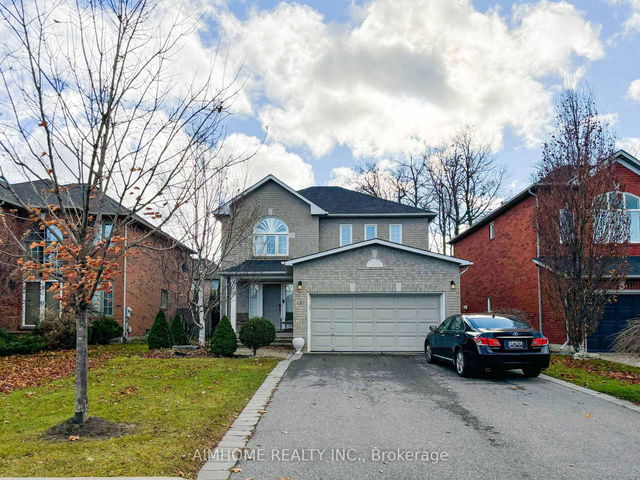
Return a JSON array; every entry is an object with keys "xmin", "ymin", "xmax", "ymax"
[{"xmin": 201, "ymin": 0, "xmax": 640, "ymax": 196}]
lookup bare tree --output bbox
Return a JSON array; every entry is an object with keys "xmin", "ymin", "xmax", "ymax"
[
  {"xmin": 169, "ymin": 159, "xmax": 259, "ymax": 345},
  {"xmin": 352, "ymin": 161, "xmax": 404, "ymax": 202},
  {"xmin": 535, "ymin": 88, "xmax": 627, "ymax": 352},
  {"xmin": 0, "ymin": 0, "xmax": 246, "ymax": 423},
  {"xmin": 425, "ymin": 126, "xmax": 506, "ymax": 254}
]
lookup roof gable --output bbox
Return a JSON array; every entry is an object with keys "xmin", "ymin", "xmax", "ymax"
[
  {"xmin": 216, "ymin": 175, "xmax": 327, "ymax": 216},
  {"xmin": 613, "ymin": 150, "xmax": 640, "ymax": 176},
  {"xmin": 284, "ymin": 238, "xmax": 471, "ymax": 266}
]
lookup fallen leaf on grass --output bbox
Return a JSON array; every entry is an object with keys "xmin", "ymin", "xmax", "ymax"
[{"xmin": 68, "ymin": 435, "xmax": 80, "ymax": 441}]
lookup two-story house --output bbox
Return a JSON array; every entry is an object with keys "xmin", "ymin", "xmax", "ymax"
[
  {"xmin": 0, "ymin": 180, "xmax": 194, "ymax": 338},
  {"xmin": 451, "ymin": 150, "xmax": 640, "ymax": 352},
  {"xmin": 216, "ymin": 175, "xmax": 471, "ymax": 353}
]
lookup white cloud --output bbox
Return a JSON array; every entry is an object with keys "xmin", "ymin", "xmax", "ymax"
[
  {"xmin": 607, "ymin": 0, "xmax": 640, "ymax": 34},
  {"xmin": 629, "ymin": 79, "xmax": 640, "ymax": 100},
  {"xmin": 618, "ymin": 137, "xmax": 640, "ymax": 156},
  {"xmin": 221, "ymin": 133, "xmax": 315, "ymax": 190},
  {"xmin": 328, "ymin": 167, "xmax": 358, "ymax": 189},
  {"xmin": 216, "ymin": 0, "xmax": 604, "ymax": 159}
]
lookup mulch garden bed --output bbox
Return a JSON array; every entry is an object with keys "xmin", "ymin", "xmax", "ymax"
[{"xmin": 43, "ymin": 416, "xmax": 136, "ymax": 441}]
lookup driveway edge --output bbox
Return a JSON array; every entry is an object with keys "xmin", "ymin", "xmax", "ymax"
[
  {"xmin": 196, "ymin": 353, "xmax": 302, "ymax": 480},
  {"xmin": 540, "ymin": 374, "xmax": 640, "ymax": 413}
]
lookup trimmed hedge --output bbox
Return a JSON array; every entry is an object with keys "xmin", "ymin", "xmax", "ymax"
[
  {"xmin": 147, "ymin": 311, "xmax": 172, "ymax": 350},
  {"xmin": 89, "ymin": 317, "xmax": 123, "ymax": 345},
  {"xmin": 209, "ymin": 316, "xmax": 237, "ymax": 357},
  {"xmin": 0, "ymin": 329, "xmax": 45, "ymax": 356},
  {"xmin": 239, "ymin": 317, "xmax": 276, "ymax": 356},
  {"xmin": 170, "ymin": 314, "xmax": 189, "ymax": 346}
]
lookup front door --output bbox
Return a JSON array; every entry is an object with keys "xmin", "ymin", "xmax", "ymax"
[{"xmin": 262, "ymin": 284, "xmax": 281, "ymax": 330}]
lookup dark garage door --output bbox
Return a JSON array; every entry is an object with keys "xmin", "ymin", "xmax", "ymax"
[{"xmin": 588, "ymin": 294, "xmax": 640, "ymax": 352}]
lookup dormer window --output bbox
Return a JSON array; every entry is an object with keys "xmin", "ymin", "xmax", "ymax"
[{"xmin": 254, "ymin": 217, "xmax": 289, "ymax": 256}]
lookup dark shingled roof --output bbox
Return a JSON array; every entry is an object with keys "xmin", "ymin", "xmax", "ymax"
[
  {"xmin": 297, "ymin": 186, "xmax": 435, "ymax": 216},
  {"xmin": 0, "ymin": 180, "xmax": 194, "ymax": 253},
  {"xmin": 221, "ymin": 260, "xmax": 289, "ymax": 274}
]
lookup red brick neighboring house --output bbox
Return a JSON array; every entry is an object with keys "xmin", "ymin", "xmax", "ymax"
[
  {"xmin": 450, "ymin": 150, "xmax": 640, "ymax": 352},
  {"xmin": 0, "ymin": 180, "xmax": 194, "ymax": 338}
]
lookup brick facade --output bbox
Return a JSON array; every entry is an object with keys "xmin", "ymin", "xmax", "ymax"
[
  {"xmin": 0, "ymin": 219, "xmax": 191, "ymax": 338},
  {"xmin": 452, "ymin": 155, "xmax": 640, "ymax": 345},
  {"xmin": 292, "ymin": 245, "xmax": 461, "ymax": 351}
]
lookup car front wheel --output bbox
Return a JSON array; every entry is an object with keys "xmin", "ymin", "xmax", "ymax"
[
  {"xmin": 425, "ymin": 342, "xmax": 435, "ymax": 364},
  {"xmin": 522, "ymin": 367, "xmax": 542, "ymax": 378},
  {"xmin": 455, "ymin": 350, "xmax": 472, "ymax": 377}
]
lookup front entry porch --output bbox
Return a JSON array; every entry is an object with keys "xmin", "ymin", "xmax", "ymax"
[{"xmin": 248, "ymin": 282, "xmax": 294, "ymax": 332}]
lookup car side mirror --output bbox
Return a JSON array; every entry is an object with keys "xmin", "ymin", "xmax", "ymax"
[{"xmin": 429, "ymin": 325, "xmax": 437, "ymax": 332}]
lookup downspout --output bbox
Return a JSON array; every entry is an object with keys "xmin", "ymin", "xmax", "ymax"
[
  {"xmin": 122, "ymin": 225, "xmax": 128, "ymax": 341},
  {"xmin": 529, "ymin": 188, "xmax": 545, "ymax": 336}
]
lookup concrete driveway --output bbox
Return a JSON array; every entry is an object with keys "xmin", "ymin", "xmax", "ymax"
[{"xmin": 230, "ymin": 354, "xmax": 640, "ymax": 480}]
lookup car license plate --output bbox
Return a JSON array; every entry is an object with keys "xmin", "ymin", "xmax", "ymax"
[{"xmin": 506, "ymin": 340, "xmax": 526, "ymax": 350}]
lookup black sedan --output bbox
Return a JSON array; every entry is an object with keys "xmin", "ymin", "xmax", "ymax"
[{"xmin": 424, "ymin": 314, "xmax": 550, "ymax": 377}]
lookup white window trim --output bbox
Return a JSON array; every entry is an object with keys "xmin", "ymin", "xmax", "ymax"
[
  {"xmin": 364, "ymin": 224, "xmax": 378, "ymax": 241},
  {"xmin": 22, "ymin": 280, "xmax": 61, "ymax": 328},
  {"xmin": 487, "ymin": 297, "xmax": 492, "ymax": 312},
  {"xmin": 489, "ymin": 222, "xmax": 494, "ymax": 240},
  {"xmin": 253, "ymin": 217, "xmax": 290, "ymax": 256},
  {"xmin": 340, "ymin": 224, "xmax": 352, "ymax": 246},
  {"xmin": 389, "ymin": 224, "xmax": 402, "ymax": 244}
]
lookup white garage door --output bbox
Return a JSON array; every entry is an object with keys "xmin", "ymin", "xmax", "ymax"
[{"xmin": 309, "ymin": 294, "xmax": 442, "ymax": 352}]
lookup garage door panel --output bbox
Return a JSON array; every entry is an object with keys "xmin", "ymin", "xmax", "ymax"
[
  {"xmin": 354, "ymin": 321, "xmax": 374, "ymax": 334},
  {"xmin": 397, "ymin": 322, "xmax": 417, "ymax": 335},
  {"xmin": 311, "ymin": 322, "xmax": 332, "ymax": 335},
  {"xmin": 375, "ymin": 322, "xmax": 396, "ymax": 335},
  {"xmin": 354, "ymin": 296, "xmax": 374, "ymax": 308},
  {"xmin": 310, "ymin": 294, "xmax": 441, "ymax": 352}
]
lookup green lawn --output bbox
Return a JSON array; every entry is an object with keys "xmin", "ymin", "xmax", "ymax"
[
  {"xmin": 545, "ymin": 354, "xmax": 640, "ymax": 405},
  {"xmin": 0, "ymin": 344, "xmax": 279, "ymax": 478}
]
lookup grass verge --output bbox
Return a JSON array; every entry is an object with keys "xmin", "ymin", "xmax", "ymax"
[
  {"xmin": 545, "ymin": 354, "xmax": 640, "ymax": 405},
  {"xmin": 0, "ymin": 344, "xmax": 279, "ymax": 478}
]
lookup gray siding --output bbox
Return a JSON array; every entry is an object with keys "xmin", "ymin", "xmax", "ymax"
[
  {"xmin": 318, "ymin": 217, "xmax": 429, "ymax": 251},
  {"xmin": 292, "ymin": 245, "xmax": 461, "ymax": 351}
]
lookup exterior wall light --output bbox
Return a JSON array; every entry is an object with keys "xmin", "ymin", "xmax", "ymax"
[
  {"xmin": 297, "ymin": 281, "xmax": 303, "ymax": 290},
  {"xmin": 450, "ymin": 281, "xmax": 456, "ymax": 290}
]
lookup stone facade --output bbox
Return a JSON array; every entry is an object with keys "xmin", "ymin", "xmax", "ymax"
[{"xmin": 292, "ymin": 245, "xmax": 461, "ymax": 351}]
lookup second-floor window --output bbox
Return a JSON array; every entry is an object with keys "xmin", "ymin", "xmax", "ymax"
[
  {"xmin": 340, "ymin": 224, "xmax": 352, "ymax": 246},
  {"xmin": 389, "ymin": 224, "xmax": 402, "ymax": 243},
  {"xmin": 364, "ymin": 224, "xmax": 377, "ymax": 240},
  {"xmin": 254, "ymin": 217, "xmax": 289, "ymax": 256}
]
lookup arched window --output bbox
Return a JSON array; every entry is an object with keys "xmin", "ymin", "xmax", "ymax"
[
  {"xmin": 597, "ymin": 192, "xmax": 640, "ymax": 243},
  {"xmin": 254, "ymin": 217, "xmax": 289, "ymax": 256}
]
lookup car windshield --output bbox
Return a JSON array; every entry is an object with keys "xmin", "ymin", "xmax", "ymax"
[{"xmin": 467, "ymin": 315, "xmax": 531, "ymax": 330}]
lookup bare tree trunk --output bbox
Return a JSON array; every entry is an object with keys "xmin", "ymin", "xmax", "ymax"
[
  {"xmin": 74, "ymin": 307, "xmax": 89, "ymax": 424},
  {"xmin": 198, "ymin": 286, "xmax": 206, "ymax": 346}
]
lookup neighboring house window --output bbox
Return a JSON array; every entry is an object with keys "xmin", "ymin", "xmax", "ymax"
[
  {"xmin": 489, "ymin": 222, "xmax": 494, "ymax": 239},
  {"xmin": 92, "ymin": 288, "xmax": 114, "ymax": 317},
  {"xmin": 160, "ymin": 289, "xmax": 169, "ymax": 309},
  {"xmin": 487, "ymin": 297, "xmax": 492, "ymax": 312},
  {"xmin": 596, "ymin": 192, "xmax": 640, "ymax": 243},
  {"xmin": 389, "ymin": 224, "xmax": 402, "ymax": 243},
  {"xmin": 364, "ymin": 224, "xmax": 377, "ymax": 240},
  {"xmin": 23, "ymin": 281, "xmax": 60, "ymax": 327},
  {"xmin": 24, "ymin": 224, "xmax": 62, "ymax": 266},
  {"xmin": 95, "ymin": 221, "xmax": 113, "ymax": 245},
  {"xmin": 340, "ymin": 224, "xmax": 352, "ymax": 246},
  {"xmin": 254, "ymin": 217, "xmax": 289, "ymax": 256}
]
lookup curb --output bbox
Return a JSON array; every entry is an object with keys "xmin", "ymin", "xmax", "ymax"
[
  {"xmin": 196, "ymin": 353, "xmax": 302, "ymax": 480},
  {"xmin": 540, "ymin": 374, "xmax": 640, "ymax": 414}
]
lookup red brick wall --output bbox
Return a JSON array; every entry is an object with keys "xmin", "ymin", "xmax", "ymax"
[
  {"xmin": 452, "ymin": 162, "xmax": 640, "ymax": 344},
  {"xmin": 0, "ymin": 218, "xmax": 190, "ymax": 337},
  {"xmin": 453, "ymin": 196, "xmax": 548, "ymax": 329}
]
